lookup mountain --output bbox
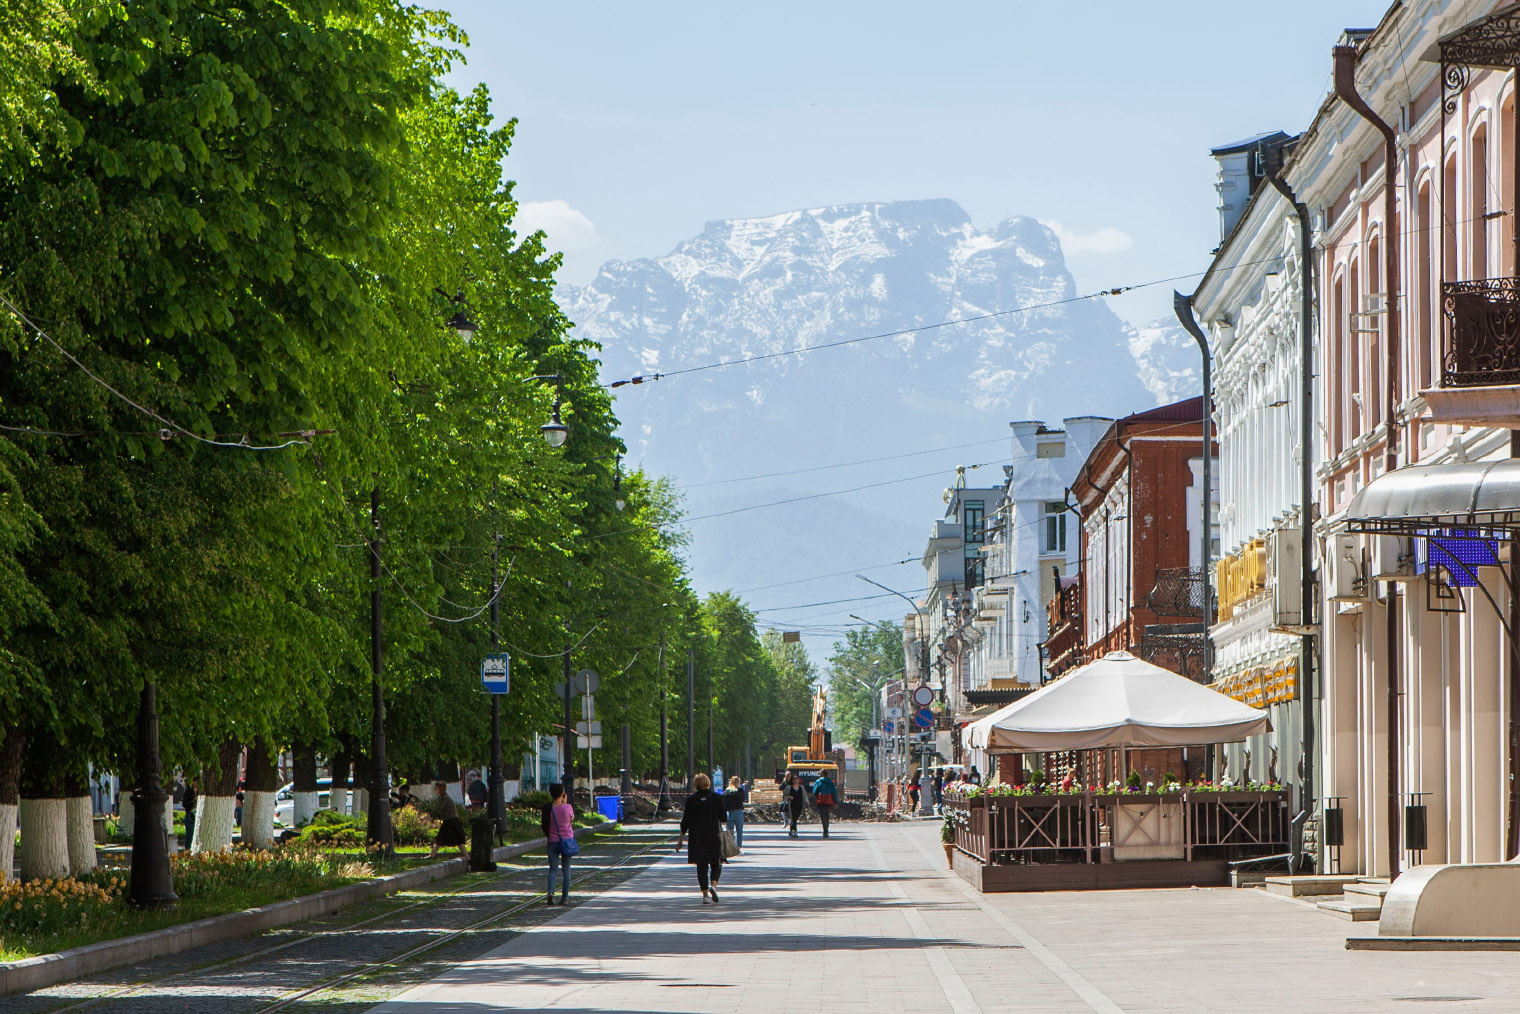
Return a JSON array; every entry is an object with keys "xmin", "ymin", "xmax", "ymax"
[{"xmin": 563, "ymin": 200, "xmax": 1166, "ymax": 648}]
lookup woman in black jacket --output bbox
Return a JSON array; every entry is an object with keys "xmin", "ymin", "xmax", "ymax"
[
  {"xmin": 676, "ymin": 773, "xmax": 728, "ymax": 903},
  {"xmin": 784, "ymin": 772, "xmax": 808, "ymax": 838}
]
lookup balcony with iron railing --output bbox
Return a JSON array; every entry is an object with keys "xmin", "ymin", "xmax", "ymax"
[
  {"xmin": 1423, "ymin": 9, "xmax": 1520, "ymax": 428},
  {"xmin": 1421, "ymin": 279, "xmax": 1520, "ymax": 428}
]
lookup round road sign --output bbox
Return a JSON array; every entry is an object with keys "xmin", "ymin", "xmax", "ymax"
[
  {"xmin": 912, "ymin": 685, "xmax": 936, "ymax": 708},
  {"xmin": 574, "ymin": 669, "xmax": 600, "ymax": 695},
  {"xmin": 913, "ymin": 707, "xmax": 934, "ymax": 729}
]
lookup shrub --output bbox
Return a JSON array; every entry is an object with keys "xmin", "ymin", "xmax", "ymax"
[
  {"xmin": 509, "ymin": 790, "xmax": 550, "ymax": 811},
  {"xmin": 1126, "ymin": 770, "xmax": 1143, "ymax": 789},
  {"xmin": 290, "ymin": 809, "xmax": 363, "ymax": 846},
  {"xmin": 390, "ymin": 805, "xmax": 440, "ymax": 847}
]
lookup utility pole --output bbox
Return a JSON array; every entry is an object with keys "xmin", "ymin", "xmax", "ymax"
[
  {"xmin": 707, "ymin": 704, "xmax": 713, "ymax": 775},
  {"xmin": 367, "ymin": 487, "xmax": 393, "ymax": 854},
  {"xmin": 562, "ymin": 622, "xmax": 574, "ymax": 808},
  {"xmin": 487, "ymin": 481, "xmax": 505, "ymax": 836},
  {"xmin": 686, "ymin": 649, "xmax": 695, "ymax": 791},
  {"xmin": 657, "ymin": 637, "xmax": 669, "ymax": 814}
]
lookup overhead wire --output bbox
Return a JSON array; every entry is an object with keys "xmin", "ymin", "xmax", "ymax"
[
  {"xmin": 677, "ymin": 436, "xmax": 1010, "ymax": 489},
  {"xmin": 0, "ymin": 292, "xmax": 317, "ymax": 451},
  {"xmin": 599, "ymin": 259, "xmax": 1297, "ymax": 390}
]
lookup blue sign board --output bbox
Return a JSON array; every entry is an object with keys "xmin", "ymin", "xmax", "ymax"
[
  {"xmin": 883, "ymin": 720, "xmax": 896, "ymax": 735},
  {"xmin": 481, "ymin": 653, "xmax": 510, "ymax": 694},
  {"xmin": 913, "ymin": 707, "xmax": 934, "ymax": 729},
  {"xmin": 1429, "ymin": 533, "xmax": 1499, "ymax": 588}
]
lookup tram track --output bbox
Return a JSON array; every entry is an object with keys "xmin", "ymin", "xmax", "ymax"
[{"xmin": 31, "ymin": 825, "xmax": 676, "ymax": 1013}]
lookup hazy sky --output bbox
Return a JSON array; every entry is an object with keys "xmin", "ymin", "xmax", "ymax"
[{"xmin": 441, "ymin": 2, "xmax": 1388, "ymax": 326}]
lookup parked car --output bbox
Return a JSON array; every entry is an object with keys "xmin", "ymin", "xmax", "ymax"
[{"xmin": 274, "ymin": 779, "xmax": 356, "ymax": 827}]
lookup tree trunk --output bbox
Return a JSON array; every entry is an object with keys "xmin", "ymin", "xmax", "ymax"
[
  {"xmin": 19, "ymin": 799, "xmax": 68, "ymax": 878},
  {"xmin": 19, "ymin": 735, "xmax": 69, "ymax": 878},
  {"xmin": 0, "ymin": 728, "xmax": 21, "ymax": 882},
  {"xmin": 64, "ymin": 768, "xmax": 96, "ymax": 874},
  {"xmin": 293, "ymin": 741, "xmax": 319, "ymax": 826},
  {"xmin": 193, "ymin": 738, "xmax": 241, "ymax": 853},
  {"xmin": 242, "ymin": 741, "xmax": 277, "ymax": 848},
  {"xmin": 330, "ymin": 746, "xmax": 351, "ymax": 815},
  {"xmin": 352, "ymin": 752, "xmax": 370, "ymax": 817}
]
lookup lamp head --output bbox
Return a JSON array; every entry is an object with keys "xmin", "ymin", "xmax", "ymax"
[{"xmin": 540, "ymin": 403, "xmax": 569, "ymax": 448}]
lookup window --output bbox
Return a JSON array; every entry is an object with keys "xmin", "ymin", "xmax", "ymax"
[
  {"xmin": 962, "ymin": 501, "xmax": 985, "ymax": 544},
  {"xmin": 1042, "ymin": 502, "xmax": 1067, "ymax": 554}
]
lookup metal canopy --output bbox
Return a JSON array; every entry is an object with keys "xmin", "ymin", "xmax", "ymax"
[
  {"xmin": 1434, "ymin": 4, "xmax": 1520, "ymax": 69},
  {"xmin": 1342, "ymin": 459, "xmax": 1520, "ymax": 536}
]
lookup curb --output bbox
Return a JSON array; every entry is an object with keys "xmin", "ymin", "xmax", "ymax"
[{"xmin": 0, "ymin": 823, "xmax": 612, "ymax": 997}]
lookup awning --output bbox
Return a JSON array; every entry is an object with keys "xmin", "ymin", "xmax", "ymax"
[
  {"xmin": 1341, "ymin": 459, "xmax": 1520, "ymax": 536},
  {"xmin": 965, "ymin": 650, "xmax": 1270, "ymax": 752}
]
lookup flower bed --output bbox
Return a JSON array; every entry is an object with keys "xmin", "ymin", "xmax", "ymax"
[{"xmin": 0, "ymin": 844, "xmax": 391, "ymax": 961}]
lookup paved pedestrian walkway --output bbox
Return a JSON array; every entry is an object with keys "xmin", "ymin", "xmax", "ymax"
[{"xmin": 373, "ymin": 821, "xmax": 1520, "ymax": 1013}]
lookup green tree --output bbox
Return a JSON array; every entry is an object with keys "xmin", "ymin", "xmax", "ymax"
[{"xmin": 826, "ymin": 622, "xmax": 903, "ymax": 744}]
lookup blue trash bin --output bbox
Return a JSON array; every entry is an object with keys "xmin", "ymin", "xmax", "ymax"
[{"xmin": 595, "ymin": 794, "xmax": 621, "ymax": 823}]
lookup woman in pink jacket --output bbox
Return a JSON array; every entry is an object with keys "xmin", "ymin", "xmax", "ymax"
[{"xmin": 540, "ymin": 782, "xmax": 576, "ymax": 905}]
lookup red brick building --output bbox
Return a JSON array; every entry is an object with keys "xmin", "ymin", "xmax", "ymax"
[{"xmin": 1063, "ymin": 397, "xmax": 1217, "ymax": 785}]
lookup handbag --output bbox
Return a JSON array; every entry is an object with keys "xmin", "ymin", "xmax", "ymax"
[
  {"xmin": 558, "ymin": 835, "xmax": 581, "ymax": 857},
  {"xmin": 720, "ymin": 828, "xmax": 741, "ymax": 859}
]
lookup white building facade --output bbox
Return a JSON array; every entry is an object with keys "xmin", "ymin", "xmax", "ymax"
[
  {"xmin": 964, "ymin": 418, "xmax": 1111, "ymax": 692},
  {"xmin": 1192, "ymin": 131, "xmax": 1316, "ymax": 797}
]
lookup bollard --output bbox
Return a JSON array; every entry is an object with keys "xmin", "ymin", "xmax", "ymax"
[{"xmin": 468, "ymin": 817, "xmax": 497, "ymax": 872}]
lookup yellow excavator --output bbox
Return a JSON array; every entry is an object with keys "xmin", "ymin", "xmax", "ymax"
[{"xmin": 783, "ymin": 684, "xmax": 840, "ymax": 790}]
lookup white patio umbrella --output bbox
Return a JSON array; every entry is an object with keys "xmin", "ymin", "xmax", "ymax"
[{"xmin": 965, "ymin": 650, "xmax": 1270, "ymax": 752}]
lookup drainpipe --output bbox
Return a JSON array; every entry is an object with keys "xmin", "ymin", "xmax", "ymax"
[
  {"xmin": 1264, "ymin": 165, "xmax": 1319, "ymax": 873},
  {"xmin": 1334, "ymin": 43, "xmax": 1402, "ymax": 880},
  {"xmin": 1172, "ymin": 292, "xmax": 1214, "ymax": 685}
]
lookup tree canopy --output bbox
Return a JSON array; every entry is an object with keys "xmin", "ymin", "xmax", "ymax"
[{"xmin": 0, "ymin": 0, "xmax": 808, "ymax": 835}]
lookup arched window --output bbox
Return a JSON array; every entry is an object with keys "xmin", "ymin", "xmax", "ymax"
[
  {"xmin": 1367, "ymin": 236, "xmax": 1382, "ymax": 428},
  {"xmin": 1349, "ymin": 259, "xmax": 1362, "ymax": 441},
  {"xmin": 1332, "ymin": 271, "xmax": 1346, "ymax": 454},
  {"xmin": 1472, "ymin": 123, "xmax": 1490, "ymax": 279},
  {"xmin": 1417, "ymin": 179, "xmax": 1434, "ymax": 391}
]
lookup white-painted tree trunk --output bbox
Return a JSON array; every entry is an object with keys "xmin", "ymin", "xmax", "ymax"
[
  {"xmin": 294, "ymin": 790, "xmax": 319, "ymax": 826},
  {"xmin": 119, "ymin": 794, "xmax": 134, "ymax": 836},
  {"xmin": 161, "ymin": 800, "xmax": 177, "ymax": 854},
  {"xmin": 192, "ymin": 795, "xmax": 235, "ymax": 853},
  {"xmin": 18, "ymin": 797, "xmax": 69, "ymax": 879},
  {"xmin": 242, "ymin": 790, "xmax": 275, "ymax": 848},
  {"xmin": 353, "ymin": 787, "xmax": 369, "ymax": 816},
  {"xmin": 0, "ymin": 802, "xmax": 17, "ymax": 882},
  {"xmin": 66, "ymin": 795, "xmax": 96, "ymax": 874}
]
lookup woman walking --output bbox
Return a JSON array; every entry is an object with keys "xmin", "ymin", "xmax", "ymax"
[
  {"xmin": 722, "ymin": 775, "xmax": 747, "ymax": 849},
  {"xmin": 907, "ymin": 768, "xmax": 922, "ymax": 814},
  {"xmin": 428, "ymin": 780, "xmax": 469, "ymax": 861},
  {"xmin": 540, "ymin": 782, "xmax": 575, "ymax": 905},
  {"xmin": 812, "ymin": 770, "xmax": 838, "ymax": 839},
  {"xmin": 784, "ymin": 771, "xmax": 807, "ymax": 838},
  {"xmin": 676, "ymin": 773, "xmax": 727, "ymax": 903}
]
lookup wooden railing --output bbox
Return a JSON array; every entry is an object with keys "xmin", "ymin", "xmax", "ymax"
[{"xmin": 946, "ymin": 789, "xmax": 1290, "ymax": 865}]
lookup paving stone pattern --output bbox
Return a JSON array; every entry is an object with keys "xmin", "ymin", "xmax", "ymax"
[
  {"xmin": 371, "ymin": 821, "xmax": 1520, "ymax": 1013},
  {"xmin": 7, "ymin": 826, "xmax": 673, "ymax": 1013}
]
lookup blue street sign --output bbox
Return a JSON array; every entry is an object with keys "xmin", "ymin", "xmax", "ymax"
[
  {"xmin": 481, "ymin": 653, "xmax": 510, "ymax": 694},
  {"xmin": 883, "ymin": 721, "xmax": 896, "ymax": 735},
  {"xmin": 913, "ymin": 707, "xmax": 934, "ymax": 729}
]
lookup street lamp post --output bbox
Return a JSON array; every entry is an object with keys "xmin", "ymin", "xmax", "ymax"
[
  {"xmin": 856, "ymin": 575, "xmax": 930, "ymax": 677},
  {"xmin": 487, "ymin": 482, "xmax": 505, "ymax": 836}
]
